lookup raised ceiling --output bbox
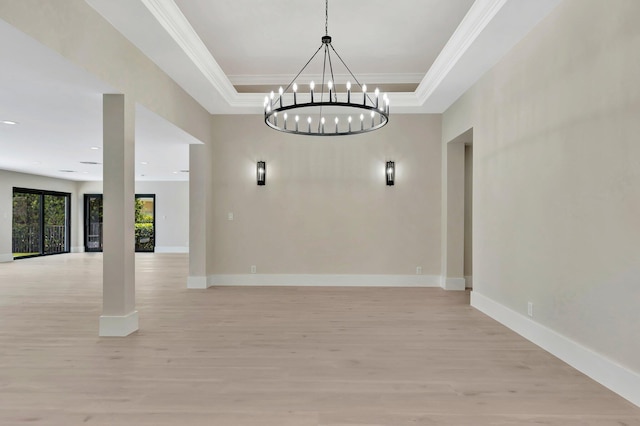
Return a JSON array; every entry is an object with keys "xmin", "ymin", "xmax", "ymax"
[{"xmin": 0, "ymin": 0, "xmax": 564, "ymax": 181}]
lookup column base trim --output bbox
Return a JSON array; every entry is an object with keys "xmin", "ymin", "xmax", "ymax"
[
  {"xmin": 99, "ymin": 311, "xmax": 139, "ymax": 337},
  {"xmin": 442, "ymin": 277, "xmax": 466, "ymax": 290},
  {"xmin": 208, "ymin": 274, "xmax": 441, "ymax": 287},
  {"xmin": 471, "ymin": 291, "xmax": 640, "ymax": 408},
  {"xmin": 187, "ymin": 276, "xmax": 210, "ymax": 289},
  {"xmin": 0, "ymin": 253, "xmax": 14, "ymax": 263}
]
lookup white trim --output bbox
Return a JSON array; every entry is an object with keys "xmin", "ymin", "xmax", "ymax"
[
  {"xmin": 71, "ymin": 246, "xmax": 85, "ymax": 253},
  {"xmin": 442, "ymin": 277, "xmax": 466, "ymax": 291},
  {"xmin": 99, "ymin": 311, "xmax": 139, "ymax": 337},
  {"xmin": 228, "ymin": 73, "xmax": 425, "ymax": 86},
  {"xmin": 155, "ymin": 246, "xmax": 189, "ymax": 253},
  {"xmin": 465, "ymin": 275, "xmax": 473, "ymax": 288},
  {"xmin": 208, "ymin": 274, "xmax": 441, "ymax": 287},
  {"xmin": 415, "ymin": 0, "xmax": 508, "ymax": 104},
  {"xmin": 0, "ymin": 253, "xmax": 14, "ymax": 263},
  {"xmin": 140, "ymin": 0, "xmax": 237, "ymax": 103},
  {"xmin": 187, "ymin": 276, "xmax": 209, "ymax": 289},
  {"xmin": 471, "ymin": 291, "xmax": 640, "ymax": 408}
]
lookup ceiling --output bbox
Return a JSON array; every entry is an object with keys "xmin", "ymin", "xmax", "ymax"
[{"xmin": 0, "ymin": 0, "xmax": 563, "ymax": 181}]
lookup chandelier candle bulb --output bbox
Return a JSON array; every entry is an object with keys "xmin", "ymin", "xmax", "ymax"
[
  {"xmin": 371, "ymin": 111, "xmax": 375, "ymax": 128},
  {"xmin": 375, "ymin": 88, "xmax": 380, "ymax": 108},
  {"xmin": 310, "ymin": 81, "xmax": 315, "ymax": 102},
  {"xmin": 284, "ymin": 113, "xmax": 288, "ymax": 130},
  {"xmin": 362, "ymin": 84, "xmax": 367, "ymax": 105},
  {"xmin": 328, "ymin": 81, "xmax": 333, "ymax": 101},
  {"xmin": 308, "ymin": 116, "xmax": 312, "ymax": 133},
  {"xmin": 279, "ymin": 87, "xmax": 284, "ymax": 107},
  {"xmin": 335, "ymin": 117, "xmax": 339, "ymax": 133},
  {"xmin": 293, "ymin": 83, "xmax": 298, "ymax": 104},
  {"xmin": 347, "ymin": 81, "xmax": 351, "ymax": 102},
  {"xmin": 321, "ymin": 117, "xmax": 325, "ymax": 133},
  {"xmin": 360, "ymin": 113, "xmax": 364, "ymax": 131},
  {"xmin": 348, "ymin": 116, "xmax": 352, "ymax": 132},
  {"xmin": 274, "ymin": 112, "xmax": 278, "ymax": 127},
  {"xmin": 295, "ymin": 115, "xmax": 299, "ymax": 132}
]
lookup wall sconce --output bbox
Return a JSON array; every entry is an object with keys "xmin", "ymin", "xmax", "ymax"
[
  {"xmin": 257, "ymin": 161, "xmax": 266, "ymax": 185},
  {"xmin": 386, "ymin": 161, "xmax": 395, "ymax": 186}
]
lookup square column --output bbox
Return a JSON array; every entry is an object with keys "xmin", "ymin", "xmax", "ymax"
[
  {"xmin": 188, "ymin": 143, "xmax": 209, "ymax": 289},
  {"xmin": 99, "ymin": 94, "xmax": 138, "ymax": 336}
]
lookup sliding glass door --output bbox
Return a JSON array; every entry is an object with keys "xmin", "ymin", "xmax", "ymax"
[
  {"xmin": 84, "ymin": 194, "xmax": 155, "ymax": 253},
  {"xmin": 12, "ymin": 188, "xmax": 70, "ymax": 259},
  {"xmin": 84, "ymin": 194, "xmax": 103, "ymax": 252}
]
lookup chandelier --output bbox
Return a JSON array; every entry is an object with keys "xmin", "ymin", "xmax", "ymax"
[{"xmin": 263, "ymin": 0, "xmax": 390, "ymax": 136}]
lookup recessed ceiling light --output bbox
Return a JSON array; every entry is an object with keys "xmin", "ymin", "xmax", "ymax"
[
  {"xmin": 180, "ymin": 170, "xmax": 189, "ymax": 173},
  {"xmin": 172, "ymin": 171, "xmax": 179, "ymax": 174},
  {"xmin": 140, "ymin": 161, "xmax": 148, "ymax": 165},
  {"xmin": 79, "ymin": 161, "xmax": 101, "ymax": 165},
  {"xmin": 90, "ymin": 146, "xmax": 100, "ymax": 150},
  {"xmin": 1, "ymin": 120, "xmax": 18, "ymax": 125},
  {"xmin": 59, "ymin": 170, "xmax": 77, "ymax": 173}
]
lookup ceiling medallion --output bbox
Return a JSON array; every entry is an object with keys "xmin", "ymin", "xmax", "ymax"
[{"xmin": 263, "ymin": 0, "xmax": 389, "ymax": 136}]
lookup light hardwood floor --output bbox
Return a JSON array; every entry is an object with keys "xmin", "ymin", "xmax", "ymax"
[{"xmin": 0, "ymin": 253, "xmax": 638, "ymax": 425}]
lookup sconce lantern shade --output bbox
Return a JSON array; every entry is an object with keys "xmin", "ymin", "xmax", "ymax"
[
  {"xmin": 257, "ymin": 161, "xmax": 266, "ymax": 185},
  {"xmin": 386, "ymin": 161, "xmax": 395, "ymax": 186}
]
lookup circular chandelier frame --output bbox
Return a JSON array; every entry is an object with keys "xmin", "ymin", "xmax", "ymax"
[{"xmin": 263, "ymin": 1, "xmax": 389, "ymax": 137}]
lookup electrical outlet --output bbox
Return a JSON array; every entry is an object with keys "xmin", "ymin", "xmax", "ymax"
[
  {"xmin": 527, "ymin": 302, "xmax": 534, "ymax": 317},
  {"xmin": 228, "ymin": 212, "xmax": 234, "ymax": 221},
  {"xmin": 416, "ymin": 266, "xmax": 422, "ymax": 275},
  {"xmin": 250, "ymin": 265, "xmax": 256, "ymax": 274}
]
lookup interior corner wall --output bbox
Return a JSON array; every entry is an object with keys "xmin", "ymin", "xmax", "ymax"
[
  {"xmin": 443, "ymin": 0, "xmax": 640, "ymax": 376},
  {"xmin": 0, "ymin": 170, "xmax": 81, "ymax": 259},
  {"xmin": 207, "ymin": 114, "xmax": 442, "ymax": 278}
]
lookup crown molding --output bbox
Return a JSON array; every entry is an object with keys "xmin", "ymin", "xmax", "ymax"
[
  {"xmin": 133, "ymin": 0, "xmax": 530, "ymax": 114},
  {"xmin": 140, "ymin": 0, "xmax": 238, "ymax": 103},
  {"xmin": 229, "ymin": 73, "xmax": 425, "ymax": 86},
  {"xmin": 415, "ymin": 0, "xmax": 508, "ymax": 104}
]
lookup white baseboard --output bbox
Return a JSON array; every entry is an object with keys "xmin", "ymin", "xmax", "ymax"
[
  {"xmin": 442, "ymin": 277, "xmax": 466, "ymax": 291},
  {"xmin": 71, "ymin": 246, "xmax": 85, "ymax": 253},
  {"xmin": 99, "ymin": 311, "xmax": 139, "ymax": 337},
  {"xmin": 155, "ymin": 246, "xmax": 189, "ymax": 253},
  {"xmin": 465, "ymin": 275, "xmax": 473, "ymax": 288},
  {"xmin": 187, "ymin": 276, "xmax": 210, "ymax": 289},
  {"xmin": 208, "ymin": 274, "xmax": 442, "ymax": 287},
  {"xmin": 0, "ymin": 253, "xmax": 13, "ymax": 263},
  {"xmin": 471, "ymin": 291, "xmax": 640, "ymax": 408}
]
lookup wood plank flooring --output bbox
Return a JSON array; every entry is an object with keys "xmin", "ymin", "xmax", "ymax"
[{"xmin": 0, "ymin": 253, "xmax": 638, "ymax": 425}]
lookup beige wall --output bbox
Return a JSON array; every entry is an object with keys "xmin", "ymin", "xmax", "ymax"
[
  {"xmin": 443, "ymin": 0, "xmax": 640, "ymax": 372},
  {"xmin": 464, "ymin": 144, "xmax": 472, "ymax": 278},
  {"xmin": 207, "ymin": 114, "xmax": 442, "ymax": 275}
]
